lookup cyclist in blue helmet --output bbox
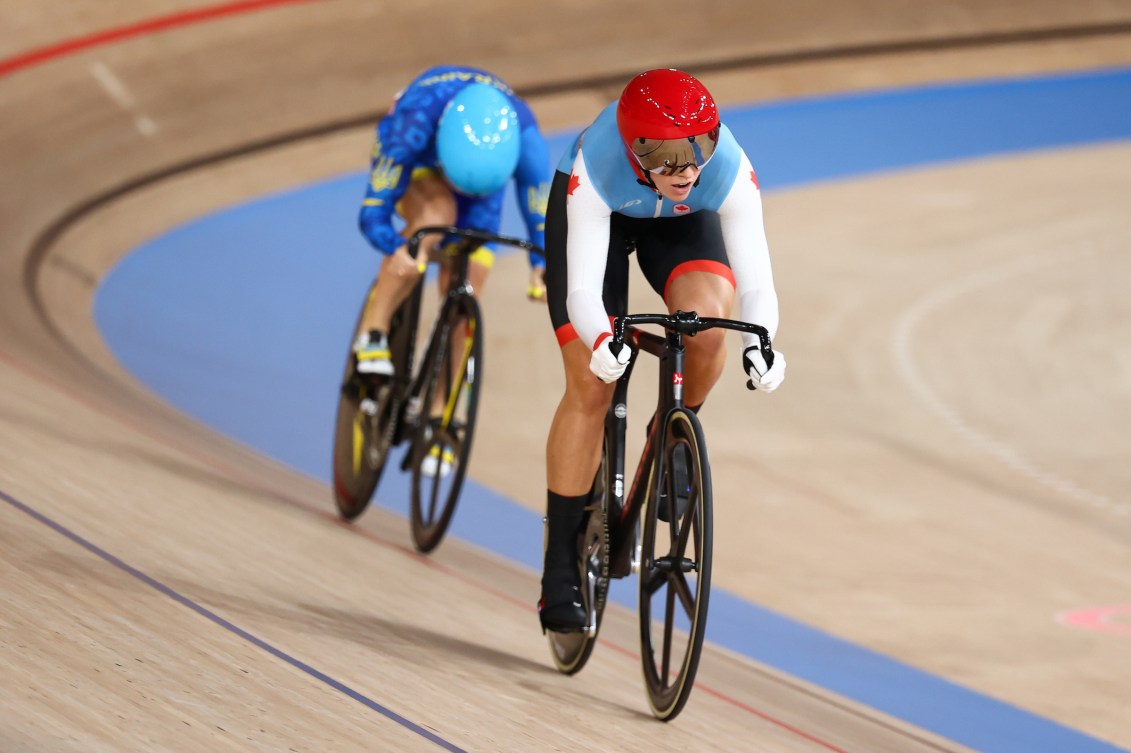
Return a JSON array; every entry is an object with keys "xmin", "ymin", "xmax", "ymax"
[{"xmin": 354, "ymin": 65, "xmax": 551, "ymax": 378}]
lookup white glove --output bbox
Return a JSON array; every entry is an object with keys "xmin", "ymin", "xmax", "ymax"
[
  {"xmin": 743, "ymin": 346, "xmax": 786, "ymax": 393},
  {"xmin": 589, "ymin": 339, "xmax": 631, "ymax": 383}
]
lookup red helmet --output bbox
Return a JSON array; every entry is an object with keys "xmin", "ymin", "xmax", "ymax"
[{"xmin": 616, "ymin": 68, "xmax": 720, "ymax": 175}]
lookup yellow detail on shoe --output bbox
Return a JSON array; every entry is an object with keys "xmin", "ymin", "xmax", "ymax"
[
  {"xmin": 428, "ymin": 446, "xmax": 456, "ymax": 463},
  {"xmin": 420, "ymin": 443, "xmax": 455, "ymax": 478},
  {"xmin": 357, "ymin": 348, "xmax": 391, "ymax": 361}
]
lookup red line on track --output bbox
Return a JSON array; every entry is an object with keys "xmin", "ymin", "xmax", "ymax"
[
  {"xmin": 1, "ymin": 346, "xmax": 852, "ymax": 747},
  {"xmin": 0, "ymin": 0, "xmax": 326, "ymax": 78},
  {"xmin": 1, "ymin": 2, "xmax": 855, "ymax": 745}
]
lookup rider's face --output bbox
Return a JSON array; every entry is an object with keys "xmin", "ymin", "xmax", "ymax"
[{"xmin": 650, "ymin": 164, "xmax": 701, "ymax": 203}]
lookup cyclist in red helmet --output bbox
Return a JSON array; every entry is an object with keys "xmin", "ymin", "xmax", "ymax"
[{"xmin": 538, "ymin": 68, "xmax": 787, "ymax": 632}]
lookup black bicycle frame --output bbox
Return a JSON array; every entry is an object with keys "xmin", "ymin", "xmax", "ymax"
[
  {"xmin": 602, "ymin": 311, "xmax": 773, "ymax": 576},
  {"xmin": 389, "ymin": 225, "xmax": 540, "ymax": 444},
  {"xmin": 599, "ymin": 315, "xmax": 683, "ymax": 576}
]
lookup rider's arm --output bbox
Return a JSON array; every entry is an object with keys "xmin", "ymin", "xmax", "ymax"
[
  {"xmin": 717, "ymin": 151, "xmax": 780, "ymax": 348},
  {"xmin": 358, "ymin": 115, "xmax": 430, "ymax": 254},
  {"xmin": 563, "ymin": 149, "xmax": 615, "ymax": 349},
  {"xmin": 513, "ymin": 120, "xmax": 551, "ymax": 268}
]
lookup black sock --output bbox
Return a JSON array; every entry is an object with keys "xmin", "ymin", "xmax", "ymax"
[{"xmin": 543, "ymin": 490, "xmax": 587, "ymax": 572}]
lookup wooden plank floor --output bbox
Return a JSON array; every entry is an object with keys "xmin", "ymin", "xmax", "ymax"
[{"xmin": 3, "ymin": 2, "xmax": 1131, "ymax": 750}]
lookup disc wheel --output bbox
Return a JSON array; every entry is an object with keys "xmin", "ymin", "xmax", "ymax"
[
  {"xmin": 331, "ymin": 373, "xmax": 398, "ymax": 520},
  {"xmin": 638, "ymin": 408, "xmax": 712, "ymax": 721},
  {"xmin": 409, "ymin": 295, "xmax": 483, "ymax": 553},
  {"xmin": 331, "ymin": 286, "xmax": 415, "ymax": 521}
]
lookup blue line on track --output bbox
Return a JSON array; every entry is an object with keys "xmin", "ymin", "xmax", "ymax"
[
  {"xmin": 1, "ymin": 488, "xmax": 468, "ymax": 752},
  {"xmin": 94, "ymin": 67, "xmax": 1131, "ymax": 753}
]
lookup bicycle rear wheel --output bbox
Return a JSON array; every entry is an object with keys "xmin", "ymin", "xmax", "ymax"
[
  {"xmin": 546, "ymin": 446, "xmax": 611, "ymax": 674},
  {"xmin": 638, "ymin": 408, "xmax": 712, "ymax": 721},
  {"xmin": 409, "ymin": 294, "xmax": 483, "ymax": 552},
  {"xmin": 332, "ymin": 375, "xmax": 397, "ymax": 520},
  {"xmin": 331, "ymin": 286, "xmax": 415, "ymax": 521}
]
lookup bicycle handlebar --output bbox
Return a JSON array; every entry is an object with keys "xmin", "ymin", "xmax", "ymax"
[
  {"xmin": 611, "ymin": 311, "xmax": 774, "ymax": 388},
  {"xmin": 406, "ymin": 225, "xmax": 543, "ymax": 259}
]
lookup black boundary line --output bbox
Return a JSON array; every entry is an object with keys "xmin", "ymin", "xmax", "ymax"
[
  {"xmin": 11, "ymin": 19, "xmax": 1131, "ymax": 752},
  {"xmin": 23, "ymin": 18, "xmax": 1131, "ymax": 363}
]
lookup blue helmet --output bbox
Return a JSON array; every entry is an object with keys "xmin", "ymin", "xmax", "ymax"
[{"xmin": 436, "ymin": 83, "xmax": 521, "ymax": 197}]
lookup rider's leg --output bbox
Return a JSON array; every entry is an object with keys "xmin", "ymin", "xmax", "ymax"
[
  {"xmin": 547, "ymin": 339, "xmax": 614, "ymax": 494},
  {"xmin": 539, "ymin": 169, "xmax": 625, "ymax": 630},
  {"xmin": 360, "ymin": 172, "xmax": 457, "ymax": 335},
  {"xmin": 466, "ymin": 248, "xmax": 491, "ymax": 294},
  {"xmin": 539, "ymin": 337, "xmax": 615, "ymax": 630},
  {"xmin": 664, "ymin": 270, "xmax": 735, "ymax": 409},
  {"xmin": 642, "ymin": 271, "xmax": 732, "ymax": 523}
]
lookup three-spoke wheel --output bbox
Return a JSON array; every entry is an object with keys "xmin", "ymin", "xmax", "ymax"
[{"xmin": 638, "ymin": 408, "xmax": 712, "ymax": 721}]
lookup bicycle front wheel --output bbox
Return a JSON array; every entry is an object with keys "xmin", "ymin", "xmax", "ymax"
[
  {"xmin": 638, "ymin": 408, "xmax": 712, "ymax": 721},
  {"xmin": 409, "ymin": 294, "xmax": 483, "ymax": 553}
]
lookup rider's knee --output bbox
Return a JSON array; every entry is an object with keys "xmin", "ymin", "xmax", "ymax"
[
  {"xmin": 403, "ymin": 173, "xmax": 458, "ymax": 227},
  {"xmin": 688, "ymin": 295, "xmax": 730, "ymax": 320},
  {"xmin": 685, "ymin": 325, "xmax": 726, "ymax": 359},
  {"xmin": 416, "ymin": 194, "xmax": 456, "ymax": 228},
  {"xmin": 565, "ymin": 376, "xmax": 615, "ymax": 415}
]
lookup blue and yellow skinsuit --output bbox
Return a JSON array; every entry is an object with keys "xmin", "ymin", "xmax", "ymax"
[{"xmin": 359, "ymin": 65, "xmax": 550, "ymax": 269}]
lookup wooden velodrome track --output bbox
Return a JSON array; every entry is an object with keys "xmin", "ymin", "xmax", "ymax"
[{"xmin": 3, "ymin": 1, "xmax": 1131, "ymax": 751}]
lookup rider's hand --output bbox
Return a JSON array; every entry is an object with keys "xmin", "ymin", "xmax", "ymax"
[
  {"xmin": 743, "ymin": 346, "xmax": 786, "ymax": 392},
  {"xmin": 387, "ymin": 244, "xmax": 426, "ymax": 278},
  {"xmin": 589, "ymin": 338, "xmax": 631, "ymax": 383},
  {"xmin": 527, "ymin": 266, "xmax": 547, "ymax": 303}
]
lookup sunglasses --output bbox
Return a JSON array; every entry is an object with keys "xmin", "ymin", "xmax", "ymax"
[{"xmin": 630, "ymin": 128, "xmax": 719, "ymax": 175}]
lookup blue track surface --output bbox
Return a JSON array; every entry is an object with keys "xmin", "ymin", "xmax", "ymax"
[{"xmin": 96, "ymin": 67, "xmax": 1131, "ymax": 753}]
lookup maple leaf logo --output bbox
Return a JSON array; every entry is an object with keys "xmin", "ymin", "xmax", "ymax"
[{"xmin": 567, "ymin": 172, "xmax": 581, "ymax": 196}]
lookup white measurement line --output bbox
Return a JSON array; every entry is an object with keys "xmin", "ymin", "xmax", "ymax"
[
  {"xmin": 891, "ymin": 248, "xmax": 1127, "ymax": 516},
  {"xmin": 89, "ymin": 61, "xmax": 159, "ymax": 138}
]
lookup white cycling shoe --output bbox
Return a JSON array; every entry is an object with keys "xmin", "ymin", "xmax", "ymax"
[
  {"xmin": 353, "ymin": 330, "xmax": 394, "ymax": 377},
  {"xmin": 419, "ymin": 445, "xmax": 455, "ymax": 479}
]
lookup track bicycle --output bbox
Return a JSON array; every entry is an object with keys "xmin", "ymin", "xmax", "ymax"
[
  {"xmin": 331, "ymin": 225, "xmax": 542, "ymax": 553},
  {"xmin": 546, "ymin": 310, "xmax": 774, "ymax": 721}
]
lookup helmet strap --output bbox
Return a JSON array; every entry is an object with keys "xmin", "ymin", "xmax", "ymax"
[{"xmin": 624, "ymin": 144, "xmax": 660, "ymax": 193}]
